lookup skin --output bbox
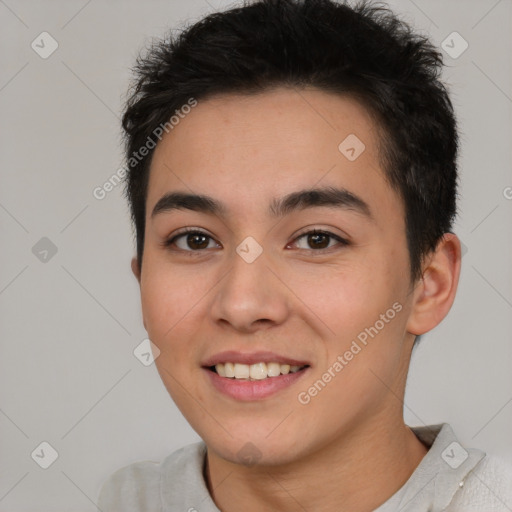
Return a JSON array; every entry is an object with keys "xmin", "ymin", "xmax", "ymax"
[{"xmin": 131, "ymin": 86, "xmax": 461, "ymax": 511}]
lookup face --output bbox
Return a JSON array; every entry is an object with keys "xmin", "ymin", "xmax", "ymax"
[{"xmin": 136, "ymin": 87, "xmax": 419, "ymax": 466}]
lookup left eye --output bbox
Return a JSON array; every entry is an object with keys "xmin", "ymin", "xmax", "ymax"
[{"xmin": 290, "ymin": 230, "xmax": 348, "ymax": 251}]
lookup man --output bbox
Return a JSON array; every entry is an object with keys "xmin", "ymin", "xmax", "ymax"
[{"xmin": 98, "ymin": 0, "xmax": 512, "ymax": 510}]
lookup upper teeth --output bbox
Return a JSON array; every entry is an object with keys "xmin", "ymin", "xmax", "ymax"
[{"xmin": 215, "ymin": 362, "xmax": 304, "ymax": 380}]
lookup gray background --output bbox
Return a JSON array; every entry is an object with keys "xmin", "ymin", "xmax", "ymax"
[{"xmin": 0, "ymin": 0, "xmax": 511, "ymax": 509}]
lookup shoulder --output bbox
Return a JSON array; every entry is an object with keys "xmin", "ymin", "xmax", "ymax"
[
  {"xmin": 97, "ymin": 442, "xmax": 206, "ymax": 512},
  {"xmin": 449, "ymin": 453, "xmax": 512, "ymax": 511},
  {"xmin": 97, "ymin": 458, "xmax": 161, "ymax": 511}
]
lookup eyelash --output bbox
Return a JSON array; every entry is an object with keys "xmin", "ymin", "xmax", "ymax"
[{"xmin": 163, "ymin": 227, "xmax": 350, "ymax": 254}]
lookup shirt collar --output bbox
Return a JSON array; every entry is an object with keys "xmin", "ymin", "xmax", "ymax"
[
  {"xmin": 161, "ymin": 441, "xmax": 220, "ymax": 511},
  {"xmin": 394, "ymin": 423, "xmax": 486, "ymax": 512},
  {"xmin": 160, "ymin": 423, "xmax": 486, "ymax": 512}
]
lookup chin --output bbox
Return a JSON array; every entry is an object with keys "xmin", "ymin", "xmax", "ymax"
[{"xmin": 202, "ymin": 429, "xmax": 307, "ymax": 468}]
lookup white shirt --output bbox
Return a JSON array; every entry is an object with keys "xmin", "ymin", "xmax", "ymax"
[{"xmin": 97, "ymin": 423, "xmax": 512, "ymax": 511}]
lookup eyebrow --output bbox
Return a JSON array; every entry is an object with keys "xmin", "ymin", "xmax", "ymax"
[{"xmin": 151, "ymin": 186, "xmax": 374, "ymax": 222}]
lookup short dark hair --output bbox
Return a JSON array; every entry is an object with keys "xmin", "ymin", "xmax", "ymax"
[{"xmin": 121, "ymin": 0, "xmax": 459, "ymax": 286}]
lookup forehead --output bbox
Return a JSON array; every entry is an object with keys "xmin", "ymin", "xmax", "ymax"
[
  {"xmin": 146, "ymin": 87, "xmax": 402, "ymax": 225},
  {"xmin": 155, "ymin": 86, "xmax": 380, "ymax": 162}
]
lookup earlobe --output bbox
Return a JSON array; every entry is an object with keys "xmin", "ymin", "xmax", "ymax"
[
  {"xmin": 131, "ymin": 256, "xmax": 141, "ymax": 284},
  {"xmin": 406, "ymin": 233, "xmax": 461, "ymax": 336}
]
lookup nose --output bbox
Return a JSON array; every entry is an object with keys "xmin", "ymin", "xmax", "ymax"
[{"xmin": 209, "ymin": 244, "xmax": 290, "ymax": 333}]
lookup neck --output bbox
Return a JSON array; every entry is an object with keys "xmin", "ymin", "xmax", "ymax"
[{"xmin": 204, "ymin": 415, "xmax": 429, "ymax": 512}]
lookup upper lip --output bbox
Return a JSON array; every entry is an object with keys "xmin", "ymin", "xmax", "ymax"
[{"xmin": 202, "ymin": 351, "xmax": 310, "ymax": 367}]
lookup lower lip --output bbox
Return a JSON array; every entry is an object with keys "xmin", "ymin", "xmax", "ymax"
[{"xmin": 204, "ymin": 367, "xmax": 310, "ymax": 401}]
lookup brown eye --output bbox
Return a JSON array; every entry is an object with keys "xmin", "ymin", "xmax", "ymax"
[
  {"xmin": 306, "ymin": 232, "xmax": 330, "ymax": 249},
  {"xmin": 292, "ymin": 230, "xmax": 349, "ymax": 251},
  {"xmin": 165, "ymin": 229, "xmax": 219, "ymax": 251},
  {"xmin": 184, "ymin": 233, "xmax": 210, "ymax": 250}
]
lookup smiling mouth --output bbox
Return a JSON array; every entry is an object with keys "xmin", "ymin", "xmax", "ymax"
[{"xmin": 208, "ymin": 362, "xmax": 310, "ymax": 380}]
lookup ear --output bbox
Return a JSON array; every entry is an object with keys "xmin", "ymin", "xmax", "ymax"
[
  {"xmin": 406, "ymin": 233, "xmax": 461, "ymax": 336},
  {"xmin": 131, "ymin": 256, "xmax": 141, "ymax": 284},
  {"xmin": 130, "ymin": 256, "xmax": 147, "ymax": 330}
]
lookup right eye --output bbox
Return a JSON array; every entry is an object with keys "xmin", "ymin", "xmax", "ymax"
[{"xmin": 164, "ymin": 228, "xmax": 221, "ymax": 252}]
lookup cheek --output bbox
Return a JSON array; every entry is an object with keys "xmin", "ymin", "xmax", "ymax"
[
  {"xmin": 290, "ymin": 258, "xmax": 407, "ymax": 372},
  {"xmin": 139, "ymin": 267, "xmax": 206, "ymax": 401},
  {"xmin": 284, "ymin": 261, "xmax": 383, "ymax": 334},
  {"xmin": 139, "ymin": 260, "xmax": 202, "ymax": 351}
]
